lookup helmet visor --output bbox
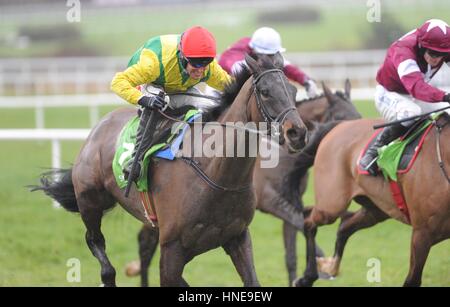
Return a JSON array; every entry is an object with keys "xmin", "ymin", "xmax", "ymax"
[
  {"xmin": 186, "ymin": 57, "xmax": 214, "ymax": 68},
  {"xmin": 426, "ymin": 48, "xmax": 448, "ymax": 58}
]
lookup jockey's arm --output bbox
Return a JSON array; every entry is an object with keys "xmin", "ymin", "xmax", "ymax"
[
  {"xmin": 394, "ymin": 50, "xmax": 446, "ymax": 102},
  {"xmin": 110, "ymin": 49, "xmax": 160, "ymax": 105},
  {"xmin": 283, "ymin": 59, "xmax": 309, "ymax": 86},
  {"xmin": 205, "ymin": 60, "xmax": 233, "ymax": 91}
]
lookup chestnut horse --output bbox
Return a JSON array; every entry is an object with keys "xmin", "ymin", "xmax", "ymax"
[
  {"xmin": 294, "ymin": 114, "xmax": 450, "ymax": 287},
  {"xmin": 32, "ymin": 54, "xmax": 308, "ymax": 287},
  {"xmin": 125, "ymin": 81, "xmax": 362, "ymax": 286}
]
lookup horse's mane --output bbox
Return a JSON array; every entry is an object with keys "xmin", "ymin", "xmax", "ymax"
[
  {"xmin": 204, "ymin": 55, "xmax": 279, "ymax": 121},
  {"xmin": 203, "ymin": 66, "xmax": 251, "ymax": 121},
  {"xmin": 295, "ymin": 93, "xmax": 325, "ymax": 107}
]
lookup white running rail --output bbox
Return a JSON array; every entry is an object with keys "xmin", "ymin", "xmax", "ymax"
[{"xmin": 0, "ymin": 129, "xmax": 91, "ymax": 208}]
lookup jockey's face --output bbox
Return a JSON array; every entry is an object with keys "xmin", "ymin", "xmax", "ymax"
[
  {"xmin": 424, "ymin": 50, "xmax": 446, "ymax": 68},
  {"xmin": 186, "ymin": 63, "xmax": 207, "ymax": 80}
]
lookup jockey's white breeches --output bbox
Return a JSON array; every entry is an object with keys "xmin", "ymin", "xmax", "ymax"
[{"xmin": 374, "ymin": 84, "xmax": 449, "ymax": 126}]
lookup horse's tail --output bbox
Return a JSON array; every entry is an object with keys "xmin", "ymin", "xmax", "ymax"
[
  {"xmin": 282, "ymin": 120, "xmax": 342, "ymax": 206},
  {"xmin": 30, "ymin": 168, "xmax": 79, "ymax": 212}
]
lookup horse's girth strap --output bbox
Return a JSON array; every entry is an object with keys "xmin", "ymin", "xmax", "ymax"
[{"xmin": 139, "ymin": 191, "xmax": 157, "ymax": 227}]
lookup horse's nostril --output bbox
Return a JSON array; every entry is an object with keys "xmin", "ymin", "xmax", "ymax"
[{"xmin": 287, "ymin": 128, "xmax": 299, "ymax": 139}]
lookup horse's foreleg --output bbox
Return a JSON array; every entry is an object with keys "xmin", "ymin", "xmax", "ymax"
[
  {"xmin": 138, "ymin": 225, "xmax": 159, "ymax": 287},
  {"xmin": 159, "ymin": 240, "xmax": 189, "ymax": 287},
  {"xmin": 223, "ymin": 228, "xmax": 260, "ymax": 287},
  {"xmin": 318, "ymin": 207, "xmax": 388, "ymax": 277},
  {"xmin": 81, "ymin": 205, "xmax": 116, "ymax": 287},
  {"xmin": 302, "ymin": 207, "xmax": 325, "ymax": 258},
  {"xmin": 282, "ymin": 222, "xmax": 298, "ymax": 286},
  {"xmin": 293, "ymin": 212, "xmax": 319, "ymax": 287},
  {"xmin": 403, "ymin": 229, "xmax": 432, "ymax": 287}
]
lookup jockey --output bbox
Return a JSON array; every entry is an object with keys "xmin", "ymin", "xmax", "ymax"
[
  {"xmin": 111, "ymin": 26, "xmax": 232, "ymax": 177},
  {"xmin": 218, "ymin": 27, "xmax": 319, "ymax": 98},
  {"xmin": 361, "ymin": 19, "xmax": 450, "ymax": 175}
]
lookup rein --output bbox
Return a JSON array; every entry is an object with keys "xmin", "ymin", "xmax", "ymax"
[
  {"xmin": 434, "ymin": 116, "xmax": 450, "ymax": 184},
  {"xmin": 157, "ymin": 109, "xmax": 267, "ymax": 135},
  {"xmin": 169, "ymin": 91, "xmax": 222, "ymax": 102},
  {"xmin": 180, "ymin": 157, "xmax": 251, "ymax": 192}
]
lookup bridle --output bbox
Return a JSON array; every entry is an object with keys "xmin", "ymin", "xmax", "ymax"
[{"xmin": 252, "ymin": 68, "xmax": 297, "ymax": 137}]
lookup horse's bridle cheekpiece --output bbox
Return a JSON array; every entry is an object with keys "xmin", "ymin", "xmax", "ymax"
[{"xmin": 252, "ymin": 68, "xmax": 297, "ymax": 137}]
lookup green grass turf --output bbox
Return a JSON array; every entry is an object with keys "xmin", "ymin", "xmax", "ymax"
[{"xmin": 0, "ymin": 100, "xmax": 448, "ymax": 286}]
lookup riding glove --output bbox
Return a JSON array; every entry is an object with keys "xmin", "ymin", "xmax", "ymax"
[
  {"xmin": 304, "ymin": 79, "xmax": 318, "ymax": 98},
  {"xmin": 443, "ymin": 93, "xmax": 450, "ymax": 103},
  {"xmin": 138, "ymin": 94, "xmax": 167, "ymax": 110}
]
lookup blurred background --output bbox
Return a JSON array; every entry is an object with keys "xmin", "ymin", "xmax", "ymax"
[{"xmin": 0, "ymin": 0, "xmax": 449, "ymax": 286}]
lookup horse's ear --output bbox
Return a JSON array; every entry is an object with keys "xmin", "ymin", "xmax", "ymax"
[
  {"xmin": 245, "ymin": 54, "xmax": 261, "ymax": 75},
  {"xmin": 272, "ymin": 52, "xmax": 284, "ymax": 69},
  {"xmin": 322, "ymin": 82, "xmax": 335, "ymax": 105},
  {"xmin": 344, "ymin": 79, "xmax": 351, "ymax": 100}
]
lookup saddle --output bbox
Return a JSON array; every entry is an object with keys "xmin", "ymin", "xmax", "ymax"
[
  {"xmin": 141, "ymin": 105, "xmax": 198, "ymax": 148},
  {"xmin": 112, "ymin": 106, "xmax": 201, "ymax": 192}
]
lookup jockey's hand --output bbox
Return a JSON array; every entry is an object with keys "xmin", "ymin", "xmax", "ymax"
[
  {"xmin": 304, "ymin": 79, "xmax": 318, "ymax": 98},
  {"xmin": 443, "ymin": 93, "xmax": 450, "ymax": 104},
  {"xmin": 138, "ymin": 94, "xmax": 167, "ymax": 110}
]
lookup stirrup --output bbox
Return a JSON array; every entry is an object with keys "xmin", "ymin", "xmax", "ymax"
[{"xmin": 363, "ymin": 157, "xmax": 378, "ymax": 176}]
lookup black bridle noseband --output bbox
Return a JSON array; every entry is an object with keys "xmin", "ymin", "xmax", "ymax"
[{"xmin": 252, "ymin": 68, "xmax": 297, "ymax": 137}]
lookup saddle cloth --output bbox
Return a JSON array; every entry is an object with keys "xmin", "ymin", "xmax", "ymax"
[{"xmin": 112, "ymin": 109, "xmax": 201, "ymax": 192}]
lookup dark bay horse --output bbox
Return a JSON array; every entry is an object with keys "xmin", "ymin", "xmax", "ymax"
[
  {"xmin": 125, "ymin": 81, "xmax": 362, "ymax": 286},
  {"xmin": 254, "ymin": 81, "xmax": 361, "ymax": 285},
  {"xmin": 32, "ymin": 54, "xmax": 307, "ymax": 287},
  {"xmin": 294, "ymin": 114, "xmax": 450, "ymax": 287}
]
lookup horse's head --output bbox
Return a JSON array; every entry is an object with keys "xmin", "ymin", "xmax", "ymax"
[
  {"xmin": 245, "ymin": 53, "xmax": 308, "ymax": 153},
  {"xmin": 321, "ymin": 80, "xmax": 361, "ymax": 122}
]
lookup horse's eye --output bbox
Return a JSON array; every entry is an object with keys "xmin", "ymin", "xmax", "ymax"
[{"xmin": 261, "ymin": 89, "xmax": 269, "ymax": 97}]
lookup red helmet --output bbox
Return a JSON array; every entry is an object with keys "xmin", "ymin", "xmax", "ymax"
[
  {"xmin": 417, "ymin": 19, "xmax": 450, "ymax": 53},
  {"xmin": 180, "ymin": 26, "xmax": 216, "ymax": 58}
]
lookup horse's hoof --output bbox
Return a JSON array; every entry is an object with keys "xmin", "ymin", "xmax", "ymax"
[
  {"xmin": 293, "ymin": 277, "xmax": 313, "ymax": 287},
  {"xmin": 318, "ymin": 272, "xmax": 335, "ymax": 280},
  {"xmin": 316, "ymin": 256, "xmax": 339, "ymax": 277},
  {"xmin": 125, "ymin": 260, "xmax": 141, "ymax": 277}
]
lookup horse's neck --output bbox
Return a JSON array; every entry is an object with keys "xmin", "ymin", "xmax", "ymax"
[
  {"xmin": 220, "ymin": 78, "xmax": 253, "ymax": 123},
  {"xmin": 296, "ymin": 96, "xmax": 328, "ymax": 124},
  {"xmin": 205, "ymin": 78, "xmax": 257, "ymax": 187}
]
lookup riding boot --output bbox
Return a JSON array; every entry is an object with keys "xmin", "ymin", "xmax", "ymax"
[
  {"xmin": 123, "ymin": 109, "xmax": 154, "ymax": 180},
  {"xmin": 360, "ymin": 123, "xmax": 408, "ymax": 176}
]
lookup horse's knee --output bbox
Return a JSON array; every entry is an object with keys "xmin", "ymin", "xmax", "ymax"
[{"xmin": 309, "ymin": 208, "xmax": 339, "ymax": 226}]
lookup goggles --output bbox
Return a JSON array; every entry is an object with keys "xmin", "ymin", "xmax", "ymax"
[
  {"xmin": 186, "ymin": 57, "xmax": 213, "ymax": 68},
  {"xmin": 426, "ymin": 49, "xmax": 448, "ymax": 58}
]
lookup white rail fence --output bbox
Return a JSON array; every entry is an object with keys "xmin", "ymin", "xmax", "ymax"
[
  {"xmin": 0, "ymin": 51, "xmax": 387, "ymax": 96},
  {"xmin": 2, "ymin": 51, "xmax": 449, "ymax": 97},
  {"xmin": 0, "ymin": 94, "xmax": 123, "ymax": 128},
  {"xmin": 0, "ymin": 89, "xmax": 382, "ymax": 129},
  {"xmin": 0, "ymin": 129, "xmax": 90, "ymax": 207},
  {"xmin": 0, "ymin": 129, "xmax": 90, "ymax": 169}
]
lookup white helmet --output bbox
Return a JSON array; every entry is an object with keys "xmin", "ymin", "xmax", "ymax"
[{"xmin": 249, "ymin": 27, "xmax": 286, "ymax": 54}]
